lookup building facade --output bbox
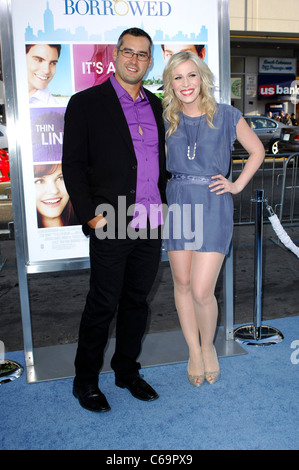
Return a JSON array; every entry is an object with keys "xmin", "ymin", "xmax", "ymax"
[{"xmin": 229, "ymin": 0, "xmax": 299, "ymax": 118}]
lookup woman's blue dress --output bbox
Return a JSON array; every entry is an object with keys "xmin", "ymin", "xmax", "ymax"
[{"xmin": 163, "ymin": 103, "xmax": 242, "ymax": 254}]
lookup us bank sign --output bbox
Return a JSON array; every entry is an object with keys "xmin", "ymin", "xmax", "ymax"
[
  {"xmin": 259, "ymin": 81, "xmax": 299, "ymax": 101},
  {"xmin": 64, "ymin": 0, "xmax": 172, "ymax": 16}
]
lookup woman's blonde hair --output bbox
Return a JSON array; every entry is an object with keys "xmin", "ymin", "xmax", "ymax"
[{"xmin": 162, "ymin": 51, "xmax": 217, "ymax": 137}]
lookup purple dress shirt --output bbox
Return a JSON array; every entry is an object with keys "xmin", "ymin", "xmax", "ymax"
[{"xmin": 110, "ymin": 74, "xmax": 163, "ymax": 229}]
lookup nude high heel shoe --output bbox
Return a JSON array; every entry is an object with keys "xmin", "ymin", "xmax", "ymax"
[
  {"xmin": 187, "ymin": 360, "xmax": 205, "ymax": 387},
  {"xmin": 204, "ymin": 369, "xmax": 220, "ymax": 385}
]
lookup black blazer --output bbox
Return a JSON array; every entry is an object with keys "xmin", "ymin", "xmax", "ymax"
[{"xmin": 62, "ymin": 79, "xmax": 167, "ymax": 235}]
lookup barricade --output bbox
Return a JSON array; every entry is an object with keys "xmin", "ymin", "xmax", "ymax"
[
  {"xmin": 276, "ymin": 152, "xmax": 299, "ymax": 224},
  {"xmin": 232, "ymin": 153, "xmax": 298, "ymax": 226}
]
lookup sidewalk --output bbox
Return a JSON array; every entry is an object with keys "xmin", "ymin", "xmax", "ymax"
[{"xmin": 0, "ymin": 224, "xmax": 298, "ymax": 352}]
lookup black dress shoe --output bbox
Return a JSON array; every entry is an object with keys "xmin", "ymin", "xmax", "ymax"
[
  {"xmin": 115, "ymin": 375, "xmax": 159, "ymax": 401},
  {"xmin": 73, "ymin": 381, "xmax": 111, "ymax": 412}
]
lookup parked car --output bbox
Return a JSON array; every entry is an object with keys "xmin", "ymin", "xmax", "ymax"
[
  {"xmin": 0, "ymin": 124, "xmax": 8, "ymax": 150},
  {"xmin": 233, "ymin": 116, "xmax": 292, "ymax": 155},
  {"xmin": 279, "ymin": 127, "xmax": 299, "ymax": 153},
  {"xmin": 0, "ymin": 149, "xmax": 10, "ymax": 182}
]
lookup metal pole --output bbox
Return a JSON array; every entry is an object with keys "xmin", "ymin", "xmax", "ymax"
[
  {"xmin": 0, "ymin": 0, "xmax": 35, "ymax": 371},
  {"xmin": 218, "ymin": 0, "xmax": 236, "ymax": 342},
  {"xmin": 254, "ymin": 190, "xmax": 263, "ymax": 339},
  {"xmin": 234, "ymin": 190, "xmax": 284, "ymax": 346}
]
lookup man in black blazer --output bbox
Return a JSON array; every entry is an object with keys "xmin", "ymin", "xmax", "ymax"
[{"xmin": 62, "ymin": 28, "xmax": 167, "ymax": 412}]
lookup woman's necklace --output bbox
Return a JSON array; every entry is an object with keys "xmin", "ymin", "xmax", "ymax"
[{"xmin": 182, "ymin": 113, "xmax": 202, "ymax": 160}]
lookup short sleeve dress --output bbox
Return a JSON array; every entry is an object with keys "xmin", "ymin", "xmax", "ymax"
[{"xmin": 163, "ymin": 103, "xmax": 242, "ymax": 254}]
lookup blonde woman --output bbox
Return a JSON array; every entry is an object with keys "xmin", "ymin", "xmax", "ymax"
[{"xmin": 162, "ymin": 52, "xmax": 264, "ymax": 386}]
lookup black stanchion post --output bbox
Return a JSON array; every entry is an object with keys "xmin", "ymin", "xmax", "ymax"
[
  {"xmin": 254, "ymin": 189, "xmax": 263, "ymax": 340},
  {"xmin": 234, "ymin": 190, "xmax": 284, "ymax": 346}
]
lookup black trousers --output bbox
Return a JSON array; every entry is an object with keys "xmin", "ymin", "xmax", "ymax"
[{"xmin": 74, "ymin": 228, "xmax": 162, "ymax": 384}]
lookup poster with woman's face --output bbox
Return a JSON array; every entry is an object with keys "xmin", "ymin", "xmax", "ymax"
[
  {"xmin": 30, "ymin": 106, "xmax": 78, "ymax": 228},
  {"xmin": 34, "ymin": 163, "xmax": 78, "ymax": 229}
]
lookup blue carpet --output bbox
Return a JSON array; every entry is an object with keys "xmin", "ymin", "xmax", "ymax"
[{"xmin": 1, "ymin": 316, "xmax": 299, "ymax": 450}]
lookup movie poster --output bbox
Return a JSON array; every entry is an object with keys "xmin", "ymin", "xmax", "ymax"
[{"xmin": 9, "ymin": 0, "xmax": 220, "ymax": 264}]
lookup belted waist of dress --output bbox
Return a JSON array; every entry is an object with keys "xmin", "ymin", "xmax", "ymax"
[{"xmin": 171, "ymin": 174, "xmax": 213, "ymax": 185}]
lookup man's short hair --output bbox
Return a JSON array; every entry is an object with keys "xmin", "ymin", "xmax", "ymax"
[
  {"xmin": 25, "ymin": 44, "xmax": 61, "ymax": 58},
  {"xmin": 117, "ymin": 28, "xmax": 153, "ymax": 54}
]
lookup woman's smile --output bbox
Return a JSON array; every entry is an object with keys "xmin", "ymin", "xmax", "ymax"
[
  {"xmin": 41, "ymin": 197, "xmax": 63, "ymax": 207},
  {"xmin": 180, "ymin": 88, "xmax": 195, "ymax": 96}
]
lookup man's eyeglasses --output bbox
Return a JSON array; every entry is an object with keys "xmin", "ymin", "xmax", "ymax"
[{"xmin": 118, "ymin": 48, "xmax": 150, "ymax": 62}]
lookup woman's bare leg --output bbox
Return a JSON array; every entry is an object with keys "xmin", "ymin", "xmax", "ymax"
[
  {"xmin": 169, "ymin": 250, "xmax": 225, "ymax": 383},
  {"xmin": 168, "ymin": 250, "xmax": 204, "ymax": 381},
  {"xmin": 190, "ymin": 252, "xmax": 225, "ymax": 380}
]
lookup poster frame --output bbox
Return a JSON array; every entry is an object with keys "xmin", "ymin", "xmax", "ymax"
[{"xmin": 0, "ymin": 0, "xmax": 244, "ymax": 382}]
